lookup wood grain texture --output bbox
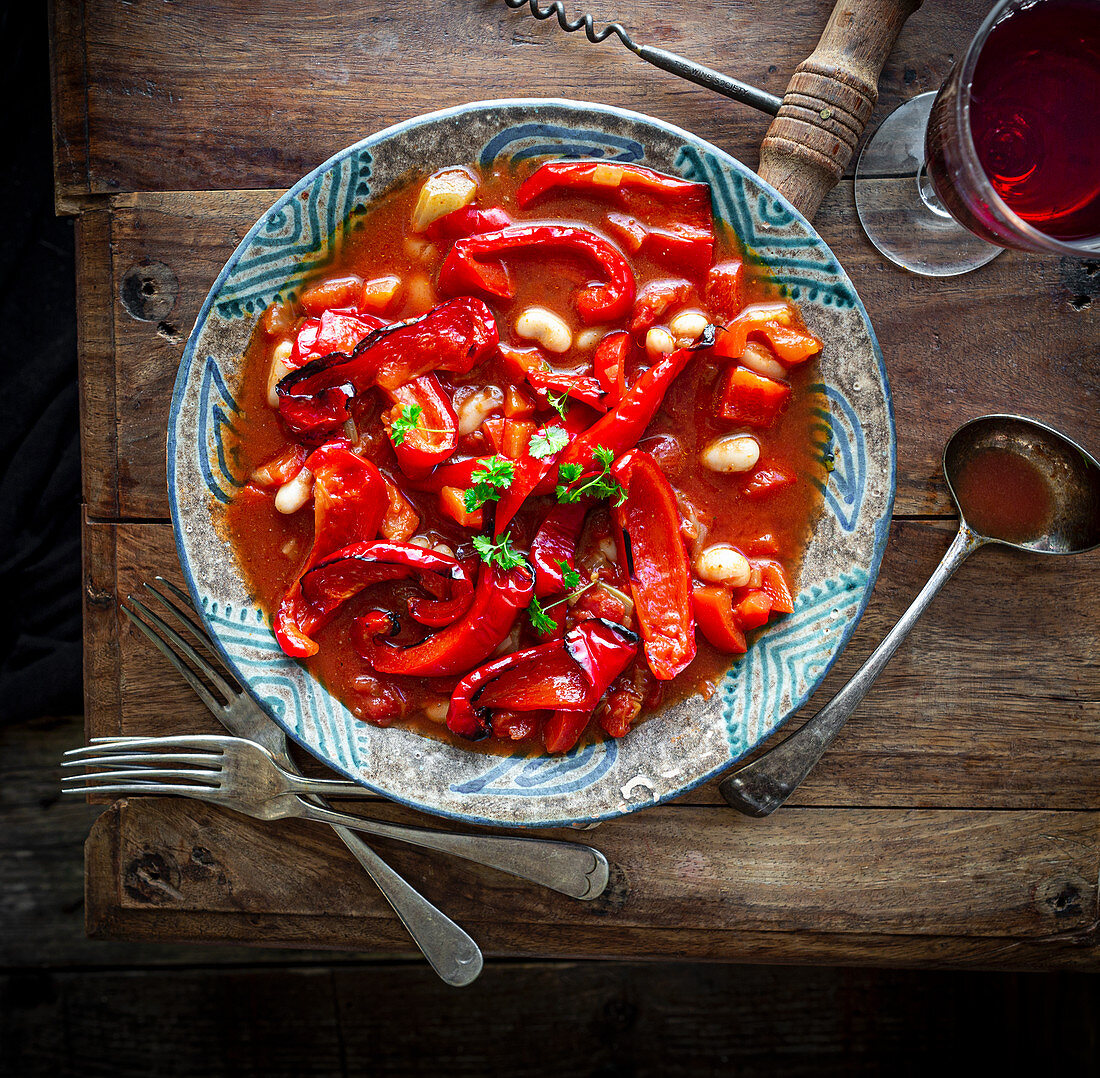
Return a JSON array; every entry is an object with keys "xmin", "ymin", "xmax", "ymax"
[
  {"xmin": 47, "ymin": 0, "xmax": 91, "ymax": 209},
  {"xmin": 91, "ymin": 519, "xmax": 1100, "ymax": 811},
  {"xmin": 52, "ymin": 0, "xmax": 992, "ymax": 199},
  {"xmin": 91, "ymin": 190, "xmax": 1100, "ymax": 521},
  {"xmin": 84, "ymin": 794, "xmax": 1100, "ymax": 967},
  {"xmin": 4, "ymin": 961, "xmax": 1099, "ymax": 1076}
]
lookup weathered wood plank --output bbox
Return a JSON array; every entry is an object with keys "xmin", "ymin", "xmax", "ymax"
[
  {"xmin": 3, "ymin": 962, "xmax": 1098, "ymax": 1076},
  {"xmin": 75, "ymin": 209, "xmax": 118, "ymax": 518},
  {"xmin": 95, "ymin": 189, "xmax": 1100, "ymax": 522},
  {"xmin": 47, "ymin": 0, "xmax": 91, "ymax": 208},
  {"xmin": 59, "ymin": 0, "xmax": 991, "ymax": 198},
  {"xmin": 90, "ymin": 517, "xmax": 1100, "ymax": 810},
  {"xmin": 0, "ymin": 714, "xmax": 394, "ymax": 968},
  {"xmin": 85, "ymin": 795, "xmax": 1100, "ymax": 967}
]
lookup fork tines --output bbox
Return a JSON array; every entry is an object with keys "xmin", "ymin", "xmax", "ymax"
[
  {"xmin": 120, "ymin": 578, "xmax": 242, "ymax": 717},
  {"xmin": 60, "ymin": 733, "xmax": 226, "ymax": 798}
]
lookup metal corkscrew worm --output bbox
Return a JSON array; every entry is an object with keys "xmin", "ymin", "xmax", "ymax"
[{"xmin": 501, "ymin": 0, "xmax": 782, "ymax": 116}]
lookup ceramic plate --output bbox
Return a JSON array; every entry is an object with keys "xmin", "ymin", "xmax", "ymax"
[{"xmin": 169, "ymin": 99, "xmax": 895, "ymax": 828}]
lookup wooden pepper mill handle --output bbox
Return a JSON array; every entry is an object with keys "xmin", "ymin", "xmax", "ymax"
[{"xmin": 759, "ymin": 0, "xmax": 923, "ymax": 221}]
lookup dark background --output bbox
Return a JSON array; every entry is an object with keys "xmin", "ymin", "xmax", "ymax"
[{"xmin": 2, "ymin": 6, "xmax": 1097, "ymax": 1075}]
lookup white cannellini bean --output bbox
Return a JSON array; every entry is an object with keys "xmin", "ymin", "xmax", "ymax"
[
  {"xmin": 423, "ymin": 700, "xmax": 450, "ymax": 724},
  {"xmin": 515, "ymin": 306, "xmax": 573, "ymax": 354},
  {"xmin": 575, "ymin": 327, "xmax": 607, "ymax": 351},
  {"xmin": 274, "ymin": 467, "xmax": 313, "ymax": 514},
  {"xmin": 695, "ymin": 543, "xmax": 752, "ymax": 587},
  {"xmin": 408, "ymin": 534, "xmax": 432, "ymax": 549},
  {"xmin": 669, "ymin": 309, "xmax": 709, "ymax": 341},
  {"xmin": 405, "ymin": 272, "xmax": 437, "ymax": 314},
  {"xmin": 701, "ymin": 433, "xmax": 760, "ymax": 474},
  {"xmin": 266, "ymin": 339, "xmax": 294, "ymax": 408},
  {"xmin": 456, "ymin": 384, "xmax": 504, "ymax": 435},
  {"xmin": 432, "ymin": 542, "xmax": 455, "ymax": 558},
  {"xmin": 738, "ymin": 341, "xmax": 788, "ymax": 381},
  {"xmin": 645, "ymin": 326, "xmax": 675, "ymax": 358}
]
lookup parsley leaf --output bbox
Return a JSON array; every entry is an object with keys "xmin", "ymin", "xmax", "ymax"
[
  {"xmin": 463, "ymin": 456, "xmax": 515, "ymax": 513},
  {"xmin": 528, "ymin": 425, "xmax": 568, "ymax": 460},
  {"xmin": 527, "ymin": 595, "xmax": 557, "ymax": 635},
  {"xmin": 473, "ymin": 533, "xmax": 526, "ymax": 571},
  {"xmin": 559, "ymin": 561, "xmax": 582, "ymax": 590},
  {"xmin": 555, "ymin": 445, "xmax": 627, "ymax": 507},
  {"xmin": 389, "ymin": 404, "xmax": 423, "ymax": 447},
  {"xmin": 546, "ymin": 388, "xmax": 569, "ymax": 421}
]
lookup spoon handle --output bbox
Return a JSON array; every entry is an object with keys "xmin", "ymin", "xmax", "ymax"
[{"xmin": 720, "ymin": 525, "xmax": 983, "ymax": 817}]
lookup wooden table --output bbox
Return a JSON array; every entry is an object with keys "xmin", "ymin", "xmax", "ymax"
[{"xmin": 54, "ymin": 0, "xmax": 1100, "ymax": 970}]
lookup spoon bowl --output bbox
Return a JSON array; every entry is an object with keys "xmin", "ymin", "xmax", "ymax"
[
  {"xmin": 943, "ymin": 414, "xmax": 1100, "ymax": 554},
  {"xmin": 721, "ymin": 413, "xmax": 1100, "ymax": 817}
]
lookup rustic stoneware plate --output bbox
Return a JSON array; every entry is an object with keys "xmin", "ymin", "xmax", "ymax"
[{"xmin": 169, "ymin": 99, "xmax": 895, "ymax": 828}]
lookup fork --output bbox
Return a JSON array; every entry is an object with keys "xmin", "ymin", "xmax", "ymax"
[
  {"xmin": 62, "ymin": 727, "xmax": 616, "ymax": 898},
  {"xmin": 109, "ymin": 582, "xmax": 482, "ymax": 986},
  {"xmin": 115, "ymin": 581, "xmax": 610, "ymax": 888}
]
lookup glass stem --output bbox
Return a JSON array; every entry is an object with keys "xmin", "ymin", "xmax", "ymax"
[{"xmin": 917, "ymin": 161, "xmax": 953, "ymax": 218}]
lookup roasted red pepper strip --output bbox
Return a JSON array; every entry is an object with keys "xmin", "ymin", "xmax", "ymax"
[
  {"xmin": 692, "ymin": 585, "xmax": 748, "ymax": 654},
  {"xmin": 424, "ymin": 204, "xmax": 511, "ymax": 241},
  {"xmin": 383, "ymin": 373, "xmax": 458, "ymax": 479},
  {"xmin": 361, "ymin": 561, "xmax": 534, "ymax": 678},
  {"xmin": 557, "ymin": 330, "xmax": 714, "ymax": 475},
  {"xmin": 446, "ymin": 640, "xmax": 563, "ymax": 739},
  {"xmin": 716, "ymin": 366, "xmax": 791, "ymax": 428},
  {"xmin": 711, "ymin": 303, "xmax": 822, "ymax": 365},
  {"xmin": 273, "ymin": 445, "xmax": 387, "ymax": 658},
  {"xmin": 612, "ymin": 449, "xmax": 696, "ymax": 680},
  {"xmin": 407, "ymin": 557, "xmax": 477, "ymax": 628},
  {"xmin": 448, "ymin": 619, "xmax": 637, "ymax": 742},
  {"xmin": 438, "ymin": 225, "xmax": 636, "ymax": 325},
  {"xmin": 276, "ymin": 298, "xmax": 498, "ymax": 440},
  {"xmin": 290, "ymin": 309, "xmax": 384, "ymax": 366},
  {"xmin": 300, "ymin": 541, "xmax": 468, "ymax": 629},
  {"xmin": 517, "ymin": 161, "xmax": 709, "ymax": 206},
  {"xmin": 493, "ymin": 453, "xmax": 554, "ymax": 536},
  {"xmin": 530, "ymin": 503, "xmax": 587, "ymax": 597},
  {"xmin": 592, "ymin": 330, "xmax": 630, "ymax": 406},
  {"xmin": 542, "ymin": 710, "xmax": 590, "ymax": 754},
  {"xmin": 526, "ymin": 368, "xmax": 608, "ymax": 412}
]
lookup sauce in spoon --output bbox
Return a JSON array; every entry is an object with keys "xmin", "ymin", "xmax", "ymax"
[{"xmin": 951, "ymin": 446, "xmax": 1054, "ymax": 543}]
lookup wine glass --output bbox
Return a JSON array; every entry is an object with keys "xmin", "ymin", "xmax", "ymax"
[{"xmin": 855, "ymin": 0, "xmax": 1100, "ymax": 277}]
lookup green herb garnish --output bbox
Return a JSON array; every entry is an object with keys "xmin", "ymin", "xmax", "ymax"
[
  {"xmin": 473, "ymin": 532, "xmax": 526, "ymax": 571},
  {"xmin": 463, "ymin": 456, "xmax": 515, "ymax": 513},
  {"xmin": 388, "ymin": 404, "xmax": 423, "ymax": 447},
  {"xmin": 555, "ymin": 444, "xmax": 627, "ymax": 506},
  {"xmin": 528, "ymin": 425, "xmax": 568, "ymax": 460},
  {"xmin": 546, "ymin": 388, "xmax": 569, "ymax": 421}
]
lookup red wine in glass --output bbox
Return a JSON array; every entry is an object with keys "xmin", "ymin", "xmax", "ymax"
[
  {"xmin": 856, "ymin": 0, "xmax": 1100, "ymax": 276},
  {"xmin": 927, "ymin": 0, "xmax": 1100, "ymax": 248}
]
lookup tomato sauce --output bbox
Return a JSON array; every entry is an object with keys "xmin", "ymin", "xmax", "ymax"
[{"xmin": 221, "ymin": 160, "xmax": 827, "ymax": 754}]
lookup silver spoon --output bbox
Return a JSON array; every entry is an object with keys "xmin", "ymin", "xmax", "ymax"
[{"xmin": 720, "ymin": 414, "xmax": 1100, "ymax": 818}]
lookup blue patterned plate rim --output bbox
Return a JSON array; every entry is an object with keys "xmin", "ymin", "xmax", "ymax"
[{"xmin": 168, "ymin": 97, "xmax": 896, "ymax": 828}]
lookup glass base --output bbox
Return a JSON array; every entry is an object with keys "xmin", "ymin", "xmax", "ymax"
[{"xmin": 855, "ymin": 92, "xmax": 1003, "ymax": 277}]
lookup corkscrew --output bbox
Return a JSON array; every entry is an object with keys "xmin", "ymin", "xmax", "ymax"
[
  {"xmin": 501, "ymin": 0, "xmax": 782, "ymax": 116},
  {"xmin": 500, "ymin": 0, "xmax": 925, "ymax": 221}
]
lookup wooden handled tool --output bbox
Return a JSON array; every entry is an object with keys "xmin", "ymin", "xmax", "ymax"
[
  {"xmin": 760, "ymin": 0, "xmax": 924, "ymax": 219},
  {"xmin": 503, "ymin": 0, "xmax": 923, "ymax": 223}
]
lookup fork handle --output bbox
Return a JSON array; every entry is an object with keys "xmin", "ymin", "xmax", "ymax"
[
  {"xmin": 297, "ymin": 803, "xmax": 610, "ymax": 900},
  {"xmin": 326, "ymin": 822, "xmax": 483, "ymax": 986}
]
